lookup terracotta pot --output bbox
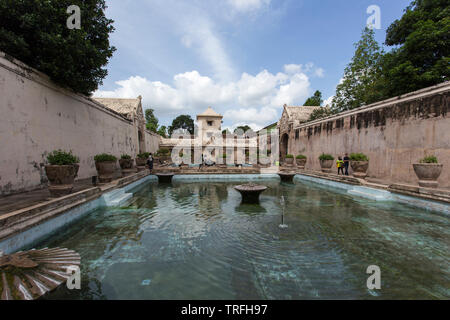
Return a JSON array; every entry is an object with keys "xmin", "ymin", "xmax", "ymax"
[
  {"xmin": 319, "ymin": 159, "xmax": 333, "ymax": 173},
  {"xmin": 285, "ymin": 158, "xmax": 294, "ymax": 165},
  {"xmin": 45, "ymin": 165, "xmax": 76, "ymax": 197},
  {"xmin": 413, "ymin": 163, "xmax": 443, "ymax": 188},
  {"xmin": 296, "ymin": 158, "xmax": 307, "ymax": 169},
  {"xmin": 350, "ymin": 161, "xmax": 369, "ymax": 178},
  {"xmin": 119, "ymin": 158, "xmax": 133, "ymax": 169},
  {"xmin": 95, "ymin": 160, "xmax": 117, "ymax": 183},
  {"xmin": 135, "ymin": 158, "xmax": 147, "ymax": 167}
]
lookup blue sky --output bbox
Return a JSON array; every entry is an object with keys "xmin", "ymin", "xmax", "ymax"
[{"xmin": 95, "ymin": 0, "xmax": 412, "ymax": 130}]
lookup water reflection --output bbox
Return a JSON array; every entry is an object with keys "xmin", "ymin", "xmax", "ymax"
[{"xmin": 30, "ymin": 179, "xmax": 450, "ymax": 300}]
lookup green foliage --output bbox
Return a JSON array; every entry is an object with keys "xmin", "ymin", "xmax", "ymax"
[
  {"xmin": 145, "ymin": 109, "xmax": 159, "ymax": 133},
  {"xmin": 319, "ymin": 154, "xmax": 334, "ymax": 161},
  {"xmin": 296, "ymin": 155, "xmax": 307, "ymax": 159},
  {"xmin": 332, "ymin": 27, "xmax": 384, "ymax": 112},
  {"xmin": 168, "ymin": 115, "xmax": 194, "ymax": 136},
  {"xmin": 120, "ymin": 154, "xmax": 131, "ymax": 160},
  {"xmin": 380, "ymin": 0, "xmax": 450, "ymax": 97},
  {"xmin": 420, "ymin": 155, "xmax": 438, "ymax": 163},
  {"xmin": 234, "ymin": 125, "xmax": 252, "ymax": 134},
  {"xmin": 137, "ymin": 152, "xmax": 150, "ymax": 159},
  {"xmin": 222, "ymin": 153, "xmax": 227, "ymax": 158},
  {"xmin": 222, "ymin": 129, "xmax": 231, "ymax": 135},
  {"xmin": 307, "ymin": 107, "xmax": 336, "ymax": 122},
  {"xmin": 157, "ymin": 125, "xmax": 167, "ymax": 138},
  {"xmin": 285, "ymin": 154, "xmax": 294, "ymax": 159},
  {"xmin": 331, "ymin": 1, "xmax": 449, "ymax": 111},
  {"xmin": 304, "ymin": 90, "xmax": 323, "ymax": 106},
  {"xmin": 157, "ymin": 148, "xmax": 170, "ymax": 156},
  {"xmin": 0, "ymin": 0, "xmax": 116, "ymax": 95},
  {"xmin": 94, "ymin": 153, "xmax": 117, "ymax": 162},
  {"xmin": 349, "ymin": 153, "xmax": 369, "ymax": 161},
  {"xmin": 47, "ymin": 149, "xmax": 79, "ymax": 165}
]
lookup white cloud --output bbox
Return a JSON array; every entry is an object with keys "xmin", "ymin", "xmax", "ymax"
[
  {"xmin": 180, "ymin": 17, "xmax": 236, "ymax": 82},
  {"xmin": 224, "ymin": 106, "xmax": 278, "ymax": 126},
  {"xmin": 323, "ymin": 96, "xmax": 334, "ymax": 107},
  {"xmin": 227, "ymin": 0, "xmax": 271, "ymax": 12},
  {"xmin": 95, "ymin": 64, "xmax": 320, "ymax": 128},
  {"xmin": 314, "ymin": 68, "xmax": 325, "ymax": 78},
  {"xmin": 321, "ymin": 77, "xmax": 344, "ymax": 107}
]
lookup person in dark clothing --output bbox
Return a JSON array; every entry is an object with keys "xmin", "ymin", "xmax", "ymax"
[
  {"xmin": 199, "ymin": 153, "xmax": 204, "ymax": 170},
  {"xmin": 343, "ymin": 153, "xmax": 350, "ymax": 176},
  {"xmin": 147, "ymin": 153, "xmax": 154, "ymax": 172}
]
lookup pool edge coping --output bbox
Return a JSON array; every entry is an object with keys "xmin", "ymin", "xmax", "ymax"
[{"xmin": 1, "ymin": 171, "xmax": 448, "ymax": 254}]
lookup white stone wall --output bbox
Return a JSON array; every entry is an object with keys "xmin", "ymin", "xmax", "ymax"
[
  {"xmin": 0, "ymin": 52, "xmax": 160, "ymax": 195},
  {"xmin": 288, "ymin": 82, "xmax": 450, "ymax": 187}
]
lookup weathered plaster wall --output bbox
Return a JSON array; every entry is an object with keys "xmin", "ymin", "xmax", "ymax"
[
  {"xmin": 144, "ymin": 130, "xmax": 160, "ymax": 155},
  {"xmin": 0, "ymin": 53, "xmax": 160, "ymax": 195},
  {"xmin": 287, "ymin": 82, "xmax": 450, "ymax": 187}
]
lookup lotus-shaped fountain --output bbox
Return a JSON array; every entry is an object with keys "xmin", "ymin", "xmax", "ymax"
[{"xmin": 0, "ymin": 247, "xmax": 80, "ymax": 300}]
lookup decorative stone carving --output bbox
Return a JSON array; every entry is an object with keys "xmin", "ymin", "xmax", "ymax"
[{"xmin": 0, "ymin": 248, "xmax": 81, "ymax": 300}]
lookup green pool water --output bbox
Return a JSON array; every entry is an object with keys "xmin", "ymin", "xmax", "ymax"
[{"xmin": 35, "ymin": 179, "xmax": 449, "ymax": 299}]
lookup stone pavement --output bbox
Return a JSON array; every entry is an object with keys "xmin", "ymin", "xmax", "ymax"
[{"xmin": 0, "ymin": 178, "xmax": 95, "ymax": 217}]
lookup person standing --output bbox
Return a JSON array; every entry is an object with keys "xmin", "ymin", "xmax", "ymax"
[
  {"xmin": 337, "ymin": 157, "xmax": 344, "ymax": 175},
  {"xmin": 343, "ymin": 153, "xmax": 350, "ymax": 176},
  {"xmin": 147, "ymin": 153, "xmax": 154, "ymax": 173}
]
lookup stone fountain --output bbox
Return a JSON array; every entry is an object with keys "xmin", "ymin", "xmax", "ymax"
[
  {"xmin": 234, "ymin": 183, "xmax": 268, "ymax": 203},
  {"xmin": 156, "ymin": 173, "xmax": 175, "ymax": 183},
  {"xmin": 0, "ymin": 247, "xmax": 80, "ymax": 300}
]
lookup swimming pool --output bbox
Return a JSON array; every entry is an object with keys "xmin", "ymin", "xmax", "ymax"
[{"xmin": 29, "ymin": 178, "xmax": 449, "ymax": 299}]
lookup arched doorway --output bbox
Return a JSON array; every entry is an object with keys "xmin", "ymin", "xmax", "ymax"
[{"xmin": 280, "ymin": 133, "xmax": 289, "ymax": 161}]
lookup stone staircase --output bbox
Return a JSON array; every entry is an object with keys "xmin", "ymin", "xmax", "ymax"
[{"xmin": 102, "ymin": 188, "xmax": 133, "ymax": 207}]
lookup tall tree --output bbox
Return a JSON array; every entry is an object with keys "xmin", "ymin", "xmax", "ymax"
[
  {"xmin": 332, "ymin": 27, "xmax": 384, "ymax": 112},
  {"xmin": 0, "ymin": 0, "xmax": 116, "ymax": 95},
  {"xmin": 145, "ymin": 109, "xmax": 158, "ymax": 133},
  {"xmin": 380, "ymin": 0, "xmax": 450, "ymax": 97},
  {"xmin": 304, "ymin": 90, "xmax": 323, "ymax": 106},
  {"xmin": 168, "ymin": 115, "xmax": 194, "ymax": 136}
]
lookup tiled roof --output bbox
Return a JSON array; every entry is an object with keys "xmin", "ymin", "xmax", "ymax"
[
  {"xmin": 283, "ymin": 105, "xmax": 320, "ymax": 122},
  {"xmin": 93, "ymin": 97, "xmax": 141, "ymax": 117},
  {"xmin": 197, "ymin": 107, "xmax": 222, "ymax": 118}
]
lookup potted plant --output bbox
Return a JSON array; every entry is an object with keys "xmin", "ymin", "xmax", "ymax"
[
  {"xmin": 156, "ymin": 148, "xmax": 171, "ymax": 162},
  {"xmin": 413, "ymin": 155, "xmax": 443, "ymax": 188},
  {"xmin": 349, "ymin": 153, "xmax": 369, "ymax": 178},
  {"xmin": 119, "ymin": 154, "xmax": 133, "ymax": 169},
  {"xmin": 45, "ymin": 150, "xmax": 79, "ymax": 197},
  {"xmin": 285, "ymin": 154, "xmax": 294, "ymax": 165},
  {"xmin": 136, "ymin": 152, "xmax": 150, "ymax": 168},
  {"xmin": 94, "ymin": 153, "xmax": 117, "ymax": 183},
  {"xmin": 319, "ymin": 154, "xmax": 334, "ymax": 173},
  {"xmin": 296, "ymin": 155, "xmax": 307, "ymax": 169},
  {"xmin": 119, "ymin": 154, "xmax": 135, "ymax": 176}
]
